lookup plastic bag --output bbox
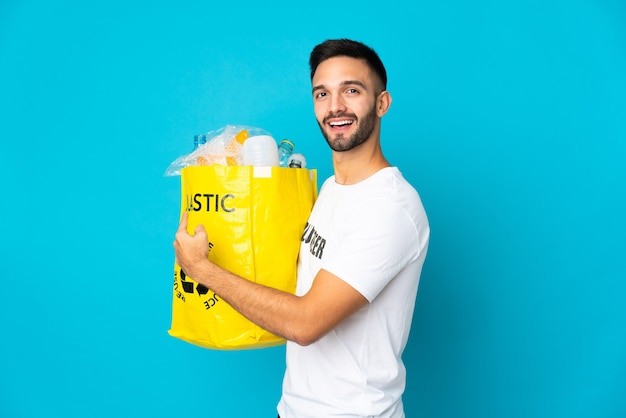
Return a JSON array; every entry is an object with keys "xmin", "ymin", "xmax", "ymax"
[
  {"xmin": 164, "ymin": 125, "xmax": 271, "ymax": 176},
  {"xmin": 169, "ymin": 165, "xmax": 318, "ymax": 349}
]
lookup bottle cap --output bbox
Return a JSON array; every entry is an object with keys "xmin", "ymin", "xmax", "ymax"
[
  {"xmin": 279, "ymin": 139, "xmax": 294, "ymax": 148},
  {"xmin": 288, "ymin": 153, "xmax": 306, "ymax": 168}
]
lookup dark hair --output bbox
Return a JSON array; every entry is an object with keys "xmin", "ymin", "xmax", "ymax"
[{"xmin": 309, "ymin": 39, "xmax": 387, "ymax": 90}]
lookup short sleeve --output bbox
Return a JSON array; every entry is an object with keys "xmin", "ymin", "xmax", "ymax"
[{"xmin": 321, "ymin": 198, "xmax": 421, "ymax": 302}]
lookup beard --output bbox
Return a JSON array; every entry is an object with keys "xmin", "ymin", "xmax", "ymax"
[{"xmin": 318, "ymin": 104, "xmax": 378, "ymax": 152}]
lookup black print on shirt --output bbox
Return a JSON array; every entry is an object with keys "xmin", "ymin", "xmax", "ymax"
[{"xmin": 302, "ymin": 222, "xmax": 326, "ymax": 259}]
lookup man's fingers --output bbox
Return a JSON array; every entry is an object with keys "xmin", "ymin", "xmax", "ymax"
[
  {"xmin": 177, "ymin": 211, "xmax": 189, "ymax": 233},
  {"xmin": 176, "ymin": 212, "xmax": 207, "ymax": 239}
]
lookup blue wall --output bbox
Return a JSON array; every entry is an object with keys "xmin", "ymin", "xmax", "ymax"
[{"xmin": 1, "ymin": 1, "xmax": 624, "ymax": 417}]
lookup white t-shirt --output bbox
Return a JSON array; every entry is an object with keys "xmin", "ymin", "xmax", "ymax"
[{"xmin": 277, "ymin": 167, "xmax": 430, "ymax": 418}]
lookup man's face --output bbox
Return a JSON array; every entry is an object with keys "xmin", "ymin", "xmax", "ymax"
[{"xmin": 312, "ymin": 56, "xmax": 381, "ymax": 152}]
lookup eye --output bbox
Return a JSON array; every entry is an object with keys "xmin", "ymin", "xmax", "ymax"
[
  {"xmin": 314, "ymin": 91, "xmax": 327, "ymax": 99},
  {"xmin": 346, "ymin": 88, "xmax": 359, "ymax": 95}
]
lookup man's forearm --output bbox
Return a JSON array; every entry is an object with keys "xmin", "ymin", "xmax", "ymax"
[{"xmin": 188, "ymin": 259, "xmax": 306, "ymax": 343}]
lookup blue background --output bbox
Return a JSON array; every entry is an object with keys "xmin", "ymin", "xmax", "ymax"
[{"xmin": 1, "ymin": 1, "xmax": 625, "ymax": 417}]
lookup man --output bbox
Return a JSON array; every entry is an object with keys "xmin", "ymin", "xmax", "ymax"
[{"xmin": 174, "ymin": 38, "xmax": 430, "ymax": 418}]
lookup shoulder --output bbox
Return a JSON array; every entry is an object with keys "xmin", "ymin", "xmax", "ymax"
[
  {"xmin": 362, "ymin": 168, "xmax": 430, "ymax": 240},
  {"xmin": 359, "ymin": 168, "xmax": 425, "ymax": 213}
]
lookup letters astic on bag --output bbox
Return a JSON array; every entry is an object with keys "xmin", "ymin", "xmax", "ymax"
[{"xmin": 185, "ymin": 193, "xmax": 235, "ymax": 212}]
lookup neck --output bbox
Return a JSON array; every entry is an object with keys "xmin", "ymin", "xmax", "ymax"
[{"xmin": 332, "ymin": 135, "xmax": 390, "ymax": 185}]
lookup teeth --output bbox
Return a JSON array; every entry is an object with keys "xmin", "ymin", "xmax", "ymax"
[{"xmin": 330, "ymin": 120, "xmax": 353, "ymax": 126}]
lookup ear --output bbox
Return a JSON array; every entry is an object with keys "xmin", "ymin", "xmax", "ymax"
[{"xmin": 376, "ymin": 90, "xmax": 392, "ymax": 117}]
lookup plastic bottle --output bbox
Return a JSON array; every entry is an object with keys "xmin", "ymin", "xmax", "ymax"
[
  {"xmin": 193, "ymin": 134, "xmax": 207, "ymax": 150},
  {"xmin": 278, "ymin": 139, "xmax": 295, "ymax": 167},
  {"xmin": 288, "ymin": 153, "xmax": 307, "ymax": 169},
  {"xmin": 243, "ymin": 135, "xmax": 279, "ymax": 166}
]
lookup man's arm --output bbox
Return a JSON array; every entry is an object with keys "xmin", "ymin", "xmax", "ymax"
[{"xmin": 173, "ymin": 211, "xmax": 368, "ymax": 346}]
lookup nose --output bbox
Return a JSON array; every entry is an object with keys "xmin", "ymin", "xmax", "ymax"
[{"xmin": 329, "ymin": 93, "xmax": 347, "ymax": 114}]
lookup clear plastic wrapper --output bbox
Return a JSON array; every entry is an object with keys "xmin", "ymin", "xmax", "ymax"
[{"xmin": 164, "ymin": 125, "xmax": 271, "ymax": 176}]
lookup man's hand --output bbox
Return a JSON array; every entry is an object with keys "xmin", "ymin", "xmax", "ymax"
[{"xmin": 173, "ymin": 211, "xmax": 211, "ymax": 279}]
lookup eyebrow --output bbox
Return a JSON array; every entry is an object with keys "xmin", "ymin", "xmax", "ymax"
[{"xmin": 312, "ymin": 80, "xmax": 368, "ymax": 94}]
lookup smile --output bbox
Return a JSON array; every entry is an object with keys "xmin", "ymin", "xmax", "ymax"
[{"xmin": 329, "ymin": 119, "xmax": 354, "ymax": 127}]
